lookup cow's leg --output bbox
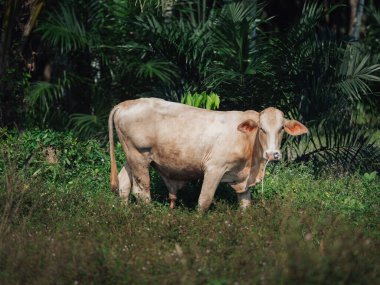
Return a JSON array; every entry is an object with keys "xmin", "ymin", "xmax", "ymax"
[
  {"xmin": 230, "ymin": 182, "xmax": 251, "ymax": 209},
  {"xmin": 127, "ymin": 153, "xmax": 151, "ymax": 204},
  {"xmin": 237, "ymin": 190, "xmax": 251, "ymax": 209},
  {"xmin": 198, "ymin": 170, "xmax": 224, "ymax": 212},
  {"xmin": 161, "ymin": 177, "xmax": 186, "ymax": 209},
  {"xmin": 118, "ymin": 163, "xmax": 132, "ymax": 203},
  {"xmin": 131, "ymin": 166, "xmax": 150, "ymax": 203},
  {"xmin": 130, "ymin": 167, "xmax": 150, "ymax": 203}
]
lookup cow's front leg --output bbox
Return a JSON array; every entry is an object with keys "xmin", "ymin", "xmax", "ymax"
[
  {"xmin": 237, "ymin": 190, "xmax": 251, "ymax": 209},
  {"xmin": 198, "ymin": 170, "xmax": 224, "ymax": 212},
  {"xmin": 230, "ymin": 182, "xmax": 251, "ymax": 209}
]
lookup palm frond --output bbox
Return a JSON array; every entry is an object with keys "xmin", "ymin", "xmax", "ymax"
[
  {"xmin": 133, "ymin": 59, "xmax": 180, "ymax": 85},
  {"xmin": 68, "ymin": 112, "xmax": 108, "ymax": 138},
  {"xmin": 297, "ymin": 1, "xmax": 324, "ymax": 36},
  {"xmin": 267, "ymin": 1, "xmax": 380, "ymax": 173},
  {"xmin": 131, "ymin": 1, "xmax": 218, "ymax": 88},
  {"xmin": 37, "ymin": 4, "xmax": 88, "ymax": 53},
  {"xmin": 26, "ymin": 72, "xmax": 73, "ymax": 125},
  {"xmin": 204, "ymin": 0, "xmax": 269, "ymax": 92},
  {"xmin": 284, "ymin": 124, "xmax": 380, "ymax": 172},
  {"xmin": 336, "ymin": 45, "xmax": 380, "ymax": 102},
  {"xmin": 27, "ymin": 81, "xmax": 63, "ymax": 115}
]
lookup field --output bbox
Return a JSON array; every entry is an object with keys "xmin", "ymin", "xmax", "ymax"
[{"xmin": 1, "ymin": 130, "xmax": 379, "ymax": 285}]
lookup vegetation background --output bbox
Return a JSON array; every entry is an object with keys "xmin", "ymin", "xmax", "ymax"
[{"xmin": 0, "ymin": 0, "xmax": 380, "ymax": 284}]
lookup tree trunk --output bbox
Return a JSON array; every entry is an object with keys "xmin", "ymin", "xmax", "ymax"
[
  {"xmin": 162, "ymin": 0, "xmax": 175, "ymax": 22},
  {"xmin": 350, "ymin": 0, "xmax": 365, "ymax": 40},
  {"xmin": 22, "ymin": 0, "xmax": 44, "ymax": 42},
  {"xmin": 247, "ymin": 0, "xmax": 257, "ymax": 47},
  {"xmin": 0, "ymin": 0, "xmax": 44, "ymax": 77},
  {"xmin": 0, "ymin": 0, "xmax": 20, "ymax": 77}
]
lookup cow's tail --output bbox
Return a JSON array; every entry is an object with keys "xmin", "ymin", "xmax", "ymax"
[{"xmin": 109, "ymin": 106, "xmax": 119, "ymax": 194}]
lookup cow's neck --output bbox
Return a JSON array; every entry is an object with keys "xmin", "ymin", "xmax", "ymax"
[{"xmin": 248, "ymin": 132, "xmax": 266, "ymax": 186}]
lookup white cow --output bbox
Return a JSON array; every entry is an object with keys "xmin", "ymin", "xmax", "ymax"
[{"xmin": 109, "ymin": 98, "xmax": 307, "ymax": 211}]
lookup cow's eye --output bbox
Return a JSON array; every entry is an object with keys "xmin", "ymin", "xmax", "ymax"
[{"xmin": 260, "ymin": 127, "xmax": 266, "ymax": 134}]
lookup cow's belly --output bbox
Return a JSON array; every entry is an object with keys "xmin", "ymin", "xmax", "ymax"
[
  {"xmin": 151, "ymin": 161, "xmax": 202, "ymax": 181},
  {"xmin": 151, "ymin": 156, "xmax": 250, "ymax": 184},
  {"xmin": 149, "ymin": 142, "xmax": 205, "ymax": 181}
]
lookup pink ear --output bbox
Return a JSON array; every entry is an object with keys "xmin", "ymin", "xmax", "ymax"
[
  {"xmin": 238, "ymin": 119, "xmax": 259, "ymax": 133},
  {"xmin": 284, "ymin": 120, "xmax": 308, "ymax": 136}
]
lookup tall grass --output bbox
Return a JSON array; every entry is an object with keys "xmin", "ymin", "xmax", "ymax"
[{"xmin": 0, "ymin": 129, "xmax": 379, "ymax": 284}]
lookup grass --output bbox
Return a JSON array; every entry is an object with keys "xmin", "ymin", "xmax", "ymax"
[{"xmin": 0, "ymin": 129, "xmax": 380, "ymax": 284}]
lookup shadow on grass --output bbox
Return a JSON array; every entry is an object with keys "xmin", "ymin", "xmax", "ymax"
[{"xmin": 150, "ymin": 169, "xmax": 238, "ymax": 210}]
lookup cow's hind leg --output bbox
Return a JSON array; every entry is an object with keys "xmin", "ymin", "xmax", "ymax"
[
  {"xmin": 118, "ymin": 163, "xmax": 132, "ymax": 203},
  {"xmin": 161, "ymin": 177, "xmax": 186, "ymax": 209},
  {"xmin": 129, "ymin": 157, "xmax": 151, "ymax": 204},
  {"xmin": 198, "ymin": 170, "xmax": 224, "ymax": 212},
  {"xmin": 131, "ymin": 167, "xmax": 151, "ymax": 203}
]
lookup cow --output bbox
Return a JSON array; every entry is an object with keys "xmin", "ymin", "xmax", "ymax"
[{"xmin": 109, "ymin": 98, "xmax": 308, "ymax": 212}]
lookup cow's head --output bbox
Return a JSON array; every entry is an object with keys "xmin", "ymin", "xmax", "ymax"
[{"xmin": 259, "ymin": 107, "xmax": 308, "ymax": 161}]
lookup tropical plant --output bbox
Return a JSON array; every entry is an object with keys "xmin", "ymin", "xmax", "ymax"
[
  {"xmin": 365, "ymin": 3, "xmax": 380, "ymax": 54},
  {"xmin": 37, "ymin": 4, "xmax": 89, "ymax": 54},
  {"xmin": 205, "ymin": 0, "xmax": 271, "ymax": 107},
  {"xmin": 0, "ymin": 0, "xmax": 45, "ymax": 77},
  {"xmin": 26, "ymin": 71, "xmax": 73, "ymax": 125},
  {"xmin": 269, "ymin": 1, "xmax": 380, "ymax": 172},
  {"xmin": 28, "ymin": 1, "xmax": 122, "ymax": 127},
  {"xmin": 129, "ymin": 0, "xmax": 214, "ymax": 92},
  {"xmin": 181, "ymin": 91, "xmax": 220, "ymax": 110},
  {"xmin": 2, "ymin": 0, "xmax": 378, "ymax": 172},
  {"xmin": 68, "ymin": 112, "xmax": 109, "ymax": 139},
  {"xmin": 0, "ymin": 0, "xmax": 46, "ymax": 126}
]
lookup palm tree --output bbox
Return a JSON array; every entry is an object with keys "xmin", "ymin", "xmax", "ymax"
[
  {"xmin": 22, "ymin": 0, "xmax": 380, "ymax": 171},
  {"xmin": 268, "ymin": 1, "xmax": 380, "ymax": 171}
]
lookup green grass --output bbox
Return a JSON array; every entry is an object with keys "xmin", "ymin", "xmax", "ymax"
[{"xmin": 0, "ymin": 129, "xmax": 379, "ymax": 284}]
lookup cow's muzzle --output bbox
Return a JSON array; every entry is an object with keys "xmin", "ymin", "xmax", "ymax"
[{"xmin": 265, "ymin": 150, "xmax": 281, "ymax": 161}]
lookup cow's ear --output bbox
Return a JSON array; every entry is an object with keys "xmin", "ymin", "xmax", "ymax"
[
  {"xmin": 238, "ymin": 119, "xmax": 259, "ymax": 133},
  {"xmin": 284, "ymin": 119, "xmax": 308, "ymax": 136}
]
